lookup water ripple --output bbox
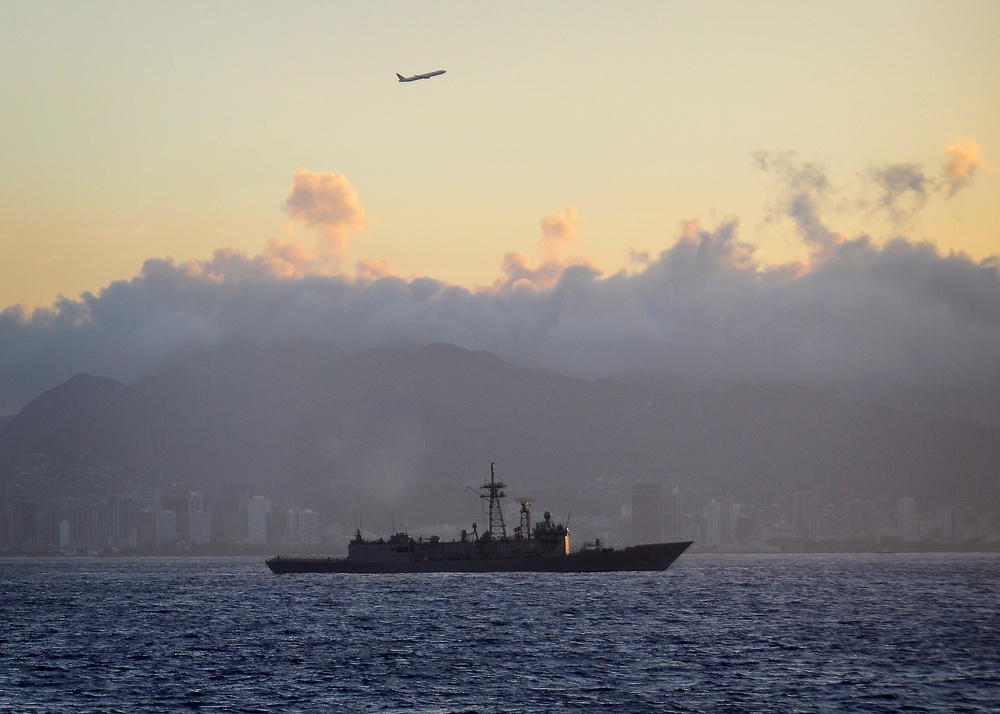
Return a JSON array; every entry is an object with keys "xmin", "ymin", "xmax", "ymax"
[{"xmin": 1, "ymin": 554, "xmax": 998, "ymax": 712}]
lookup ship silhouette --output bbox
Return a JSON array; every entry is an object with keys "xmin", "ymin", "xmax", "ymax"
[{"xmin": 267, "ymin": 463, "xmax": 692, "ymax": 574}]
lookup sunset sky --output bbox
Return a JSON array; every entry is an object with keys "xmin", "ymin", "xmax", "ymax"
[
  {"xmin": 1, "ymin": 1, "xmax": 999, "ymax": 412},
  {"xmin": 3, "ymin": 0, "xmax": 998, "ymax": 307}
]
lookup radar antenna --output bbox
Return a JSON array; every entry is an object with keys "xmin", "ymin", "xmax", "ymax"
[
  {"xmin": 480, "ymin": 462, "xmax": 507, "ymax": 540},
  {"xmin": 517, "ymin": 499, "xmax": 532, "ymax": 540}
]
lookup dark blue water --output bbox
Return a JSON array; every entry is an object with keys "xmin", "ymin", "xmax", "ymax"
[{"xmin": 2, "ymin": 554, "xmax": 998, "ymax": 712}]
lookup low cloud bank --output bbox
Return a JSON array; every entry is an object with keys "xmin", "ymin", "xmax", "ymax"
[{"xmin": 1, "ymin": 148, "xmax": 996, "ymax": 412}]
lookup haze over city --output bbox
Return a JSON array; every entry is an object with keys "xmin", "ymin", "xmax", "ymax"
[{"xmin": 2, "ymin": 1, "xmax": 998, "ymax": 415}]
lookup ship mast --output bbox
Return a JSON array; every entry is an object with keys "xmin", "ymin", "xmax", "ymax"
[
  {"xmin": 480, "ymin": 462, "xmax": 507, "ymax": 540},
  {"xmin": 519, "ymin": 500, "xmax": 531, "ymax": 540}
]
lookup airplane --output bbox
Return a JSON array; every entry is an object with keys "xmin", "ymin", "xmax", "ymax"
[{"xmin": 396, "ymin": 70, "xmax": 446, "ymax": 82}]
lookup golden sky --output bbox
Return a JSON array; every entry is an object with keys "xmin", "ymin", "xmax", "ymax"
[
  {"xmin": 2, "ymin": 0, "xmax": 998, "ymax": 310},
  {"xmin": 2, "ymin": 1, "xmax": 1000, "ymax": 416}
]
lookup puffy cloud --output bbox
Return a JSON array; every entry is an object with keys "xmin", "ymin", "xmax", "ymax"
[
  {"xmin": 538, "ymin": 207, "xmax": 583, "ymax": 262},
  {"xmin": 3, "ymin": 218, "xmax": 997, "ymax": 414},
  {"xmin": 283, "ymin": 169, "xmax": 367, "ymax": 238},
  {"xmin": 265, "ymin": 169, "xmax": 368, "ymax": 275},
  {"xmin": 494, "ymin": 208, "xmax": 600, "ymax": 291},
  {"xmin": 355, "ymin": 258, "xmax": 396, "ymax": 282},
  {"xmin": 865, "ymin": 140, "xmax": 987, "ymax": 224},
  {"xmin": 1, "ymin": 155, "xmax": 996, "ymax": 414},
  {"xmin": 942, "ymin": 138, "xmax": 984, "ymax": 197}
]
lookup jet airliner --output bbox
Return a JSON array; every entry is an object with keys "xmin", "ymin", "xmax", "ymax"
[{"xmin": 396, "ymin": 70, "xmax": 446, "ymax": 82}]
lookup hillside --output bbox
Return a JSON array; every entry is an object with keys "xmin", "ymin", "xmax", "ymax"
[{"xmin": 1, "ymin": 342, "xmax": 998, "ymax": 523}]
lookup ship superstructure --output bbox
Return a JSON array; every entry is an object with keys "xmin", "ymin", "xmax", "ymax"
[{"xmin": 267, "ymin": 463, "xmax": 691, "ymax": 574}]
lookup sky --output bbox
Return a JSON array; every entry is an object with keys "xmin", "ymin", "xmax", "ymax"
[{"xmin": 1, "ymin": 0, "xmax": 999, "ymax": 412}]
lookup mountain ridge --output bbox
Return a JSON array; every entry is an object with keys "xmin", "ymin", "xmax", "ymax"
[{"xmin": 1, "ymin": 342, "xmax": 997, "ymax": 523}]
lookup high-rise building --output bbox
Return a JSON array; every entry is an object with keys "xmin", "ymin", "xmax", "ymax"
[
  {"xmin": 793, "ymin": 491, "xmax": 819, "ymax": 541},
  {"xmin": 162, "ymin": 488, "xmax": 191, "ymax": 543},
  {"xmin": 664, "ymin": 486, "xmax": 683, "ymax": 541},
  {"xmin": 58, "ymin": 519, "xmax": 71, "ymax": 548},
  {"xmin": 704, "ymin": 500, "xmax": 722, "ymax": 546},
  {"xmin": 937, "ymin": 505, "xmax": 959, "ymax": 544},
  {"xmin": 283, "ymin": 509, "xmax": 321, "ymax": 545},
  {"xmin": 155, "ymin": 510, "xmax": 178, "ymax": 545},
  {"xmin": 247, "ymin": 496, "xmax": 270, "ymax": 545},
  {"xmin": 843, "ymin": 499, "xmax": 878, "ymax": 540},
  {"xmin": 897, "ymin": 497, "xmax": 919, "ymax": 542},
  {"xmin": 720, "ymin": 496, "xmax": 740, "ymax": 545},
  {"xmin": 221, "ymin": 485, "xmax": 252, "ymax": 544},
  {"xmin": 106, "ymin": 494, "xmax": 137, "ymax": 549},
  {"xmin": 631, "ymin": 483, "xmax": 664, "ymax": 544},
  {"xmin": 189, "ymin": 510, "xmax": 211, "ymax": 545},
  {"xmin": 187, "ymin": 491, "xmax": 211, "ymax": 545},
  {"xmin": 0, "ymin": 504, "xmax": 11, "ymax": 549},
  {"xmin": 136, "ymin": 510, "xmax": 157, "ymax": 548}
]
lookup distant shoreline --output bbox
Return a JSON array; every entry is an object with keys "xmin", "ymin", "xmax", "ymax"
[
  {"xmin": 689, "ymin": 543, "xmax": 1000, "ymax": 555},
  {"xmin": 3, "ymin": 543, "xmax": 999, "ymax": 558}
]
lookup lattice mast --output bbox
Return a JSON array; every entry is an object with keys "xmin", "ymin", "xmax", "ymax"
[
  {"xmin": 480, "ymin": 462, "xmax": 507, "ymax": 539},
  {"xmin": 519, "ymin": 500, "xmax": 531, "ymax": 539}
]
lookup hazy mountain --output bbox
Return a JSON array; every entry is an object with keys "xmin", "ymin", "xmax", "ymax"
[{"xmin": 1, "ymin": 343, "xmax": 997, "ymax": 524}]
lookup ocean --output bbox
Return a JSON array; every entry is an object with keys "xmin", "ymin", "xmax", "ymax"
[{"xmin": 2, "ymin": 553, "xmax": 998, "ymax": 712}]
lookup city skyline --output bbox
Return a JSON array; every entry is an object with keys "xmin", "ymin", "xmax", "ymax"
[{"xmin": 2, "ymin": 479, "xmax": 992, "ymax": 555}]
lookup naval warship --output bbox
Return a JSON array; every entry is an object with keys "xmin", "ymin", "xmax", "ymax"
[{"xmin": 266, "ymin": 464, "xmax": 692, "ymax": 574}]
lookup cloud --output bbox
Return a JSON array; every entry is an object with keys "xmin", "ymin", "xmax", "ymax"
[
  {"xmin": 3, "ymin": 222, "xmax": 997, "ymax": 414},
  {"xmin": 264, "ymin": 169, "xmax": 368, "ymax": 276},
  {"xmin": 942, "ymin": 138, "xmax": 984, "ymax": 197},
  {"xmin": 868, "ymin": 163, "xmax": 930, "ymax": 226},
  {"xmin": 753, "ymin": 150, "xmax": 844, "ymax": 250},
  {"xmin": 865, "ymin": 140, "xmax": 987, "ymax": 225},
  {"xmin": 494, "ymin": 208, "xmax": 600, "ymax": 291},
  {"xmin": 0, "ymin": 156, "xmax": 997, "ymax": 413}
]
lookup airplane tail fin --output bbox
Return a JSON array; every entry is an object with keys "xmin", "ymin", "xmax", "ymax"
[{"xmin": 396, "ymin": 73, "xmax": 405, "ymax": 81}]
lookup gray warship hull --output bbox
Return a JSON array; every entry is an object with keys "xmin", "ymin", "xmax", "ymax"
[
  {"xmin": 266, "ymin": 463, "xmax": 692, "ymax": 575},
  {"xmin": 266, "ymin": 540, "xmax": 692, "ymax": 574}
]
